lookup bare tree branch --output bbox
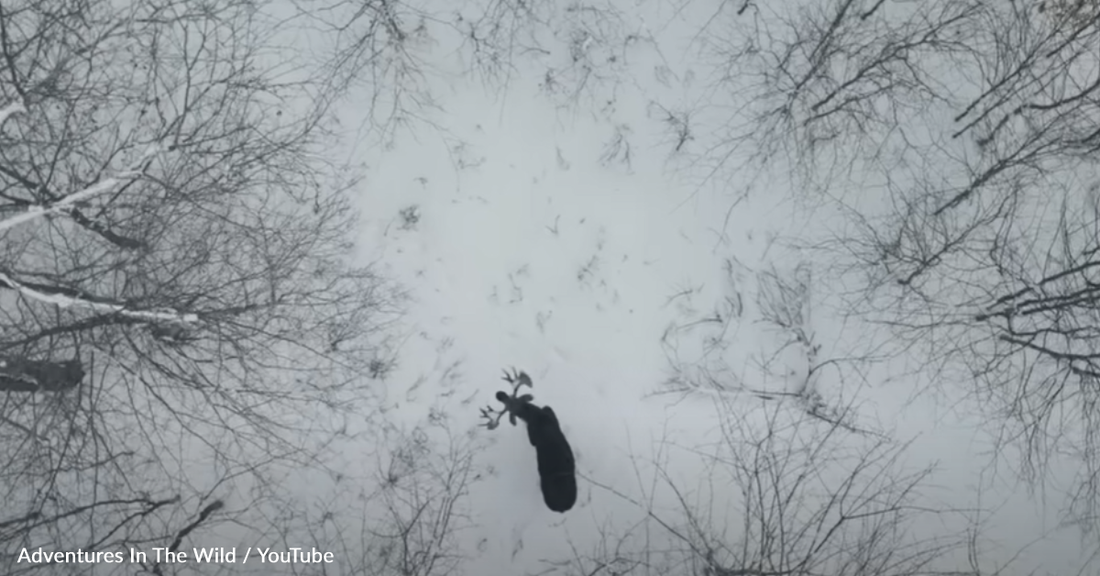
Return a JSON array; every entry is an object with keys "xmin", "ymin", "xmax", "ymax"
[{"xmin": 0, "ymin": 0, "xmax": 403, "ymax": 571}]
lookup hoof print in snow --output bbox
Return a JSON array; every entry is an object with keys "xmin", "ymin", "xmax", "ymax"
[{"xmin": 397, "ymin": 205, "xmax": 420, "ymax": 230}]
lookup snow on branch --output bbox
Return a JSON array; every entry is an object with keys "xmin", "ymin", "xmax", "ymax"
[
  {"xmin": 0, "ymin": 270, "xmax": 200, "ymax": 326},
  {"xmin": 0, "ymin": 99, "xmax": 26, "ymax": 127},
  {"xmin": 0, "ymin": 142, "xmax": 166, "ymax": 234},
  {"xmin": 0, "ymin": 356, "xmax": 84, "ymax": 392}
]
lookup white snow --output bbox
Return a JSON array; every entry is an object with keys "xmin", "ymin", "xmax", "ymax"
[
  {"xmin": 0, "ymin": 143, "xmax": 163, "ymax": 234},
  {"xmin": 0, "ymin": 270, "xmax": 198, "ymax": 324},
  {"xmin": 344, "ymin": 77, "xmax": 1087, "ymax": 574},
  {"xmin": 3, "ymin": 2, "xmax": 1090, "ymax": 572},
  {"xmin": 0, "ymin": 99, "xmax": 25, "ymax": 128}
]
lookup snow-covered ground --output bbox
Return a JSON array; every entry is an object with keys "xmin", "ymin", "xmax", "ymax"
[
  {"xmin": 4, "ymin": 1, "xmax": 1097, "ymax": 574},
  {"xmin": 337, "ymin": 58, "xmax": 1088, "ymax": 576}
]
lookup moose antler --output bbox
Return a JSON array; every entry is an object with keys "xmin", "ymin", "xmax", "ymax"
[{"xmin": 479, "ymin": 367, "xmax": 534, "ymax": 430}]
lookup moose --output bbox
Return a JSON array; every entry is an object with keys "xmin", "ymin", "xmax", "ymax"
[{"xmin": 480, "ymin": 368, "xmax": 577, "ymax": 513}]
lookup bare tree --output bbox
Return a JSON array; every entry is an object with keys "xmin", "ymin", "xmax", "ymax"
[
  {"xmin": 727, "ymin": 0, "xmax": 984, "ymax": 182},
  {"xmin": 356, "ymin": 419, "xmax": 480, "ymax": 576},
  {"xmin": 264, "ymin": 417, "xmax": 483, "ymax": 576},
  {"xmin": 659, "ymin": 256, "xmax": 883, "ymax": 437},
  {"xmin": 294, "ymin": 0, "xmax": 650, "ymax": 146},
  {"xmin": 685, "ymin": 0, "xmax": 1100, "ymax": 534},
  {"xmin": 549, "ymin": 400, "xmax": 1002, "ymax": 576},
  {"xmin": 0, "ymin": 0, "xmax": 403, "ymax": 571}
]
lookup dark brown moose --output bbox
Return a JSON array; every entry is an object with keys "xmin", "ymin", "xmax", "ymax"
[{"xmin": 480, "ymin": 368, "xmax": 577, "ymax": 513}]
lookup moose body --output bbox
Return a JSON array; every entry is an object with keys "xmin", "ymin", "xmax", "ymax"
[{"xmin": 495, "ymin": 390, "xmax": 577, "ymax": 513}]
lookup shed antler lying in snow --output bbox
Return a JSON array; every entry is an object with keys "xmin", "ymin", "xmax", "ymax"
[{"xmin": 479, "ymin": 367, "xmax": 533, "ymax": 430}]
